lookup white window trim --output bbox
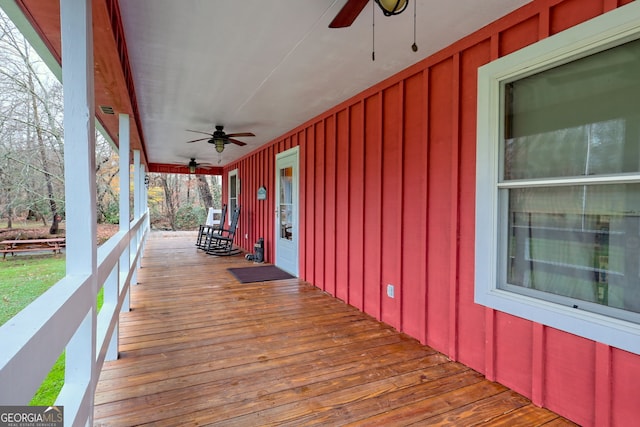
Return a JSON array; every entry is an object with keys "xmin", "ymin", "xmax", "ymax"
[{"xmin": 475, "ymin": 2, "xmax": 640, "ymax": 355}]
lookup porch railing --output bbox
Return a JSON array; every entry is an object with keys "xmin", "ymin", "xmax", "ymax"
[{"xmin": 0, "ymin": 212, "xmax": 149, "ymax": 426}]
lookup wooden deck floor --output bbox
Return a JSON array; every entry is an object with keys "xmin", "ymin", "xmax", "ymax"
[{"xmin": 94, "ymin": 232, "xmax": 575, "ymax": 426}]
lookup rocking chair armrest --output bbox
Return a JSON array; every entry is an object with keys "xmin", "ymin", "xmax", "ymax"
[{"xmin": 211, "ymin": 235, "xmax": 234, "ymax": 243}]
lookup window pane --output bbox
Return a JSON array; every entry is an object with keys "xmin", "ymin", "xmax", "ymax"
[
  {"xmin": 279, "ymin": 167, "xmax": 292, "ymax": 204},
  {"xmin": 230, "ymin": 175, "xmax": 237, "ymax": 198},
  {"xmin": 229, "ymin": 199, "xmax": 237, "ymax": 217},
  {"xmin": 279, "ymin": 205, "xmax": 293, "ymax": 241},
  {"xmin": 505, "ymin": 184, "xmax": 640, "ymax": 317},
  {"xmin": 279, "ymin": 167, "xmax": 293, "ymax": 241},
  {"xmin": 504, "ymin": 38, "xmax": 640, "ymax": 180}
]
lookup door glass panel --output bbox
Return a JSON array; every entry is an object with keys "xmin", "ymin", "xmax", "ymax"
[{"xmin": 279, "ymin": 167, "xmax": 293, "ymax": 241}]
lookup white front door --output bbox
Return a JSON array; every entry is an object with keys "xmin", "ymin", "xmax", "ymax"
[{"xmin": 275, "ymin": 147, "xmax": 299, "ymax": 276}]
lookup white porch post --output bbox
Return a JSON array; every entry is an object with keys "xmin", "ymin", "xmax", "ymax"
[
  {"xmin": 119, "ymin": 113, "xmax": 131, "ymax": 311},
  {"xmin": 100, "ymin": 113, "xmax": 131, "ymax": 362},
  {"xmin": 131, "ymin": 150, "xmax": 141, "ymax": 285},
  {"xmin": 138, "ymin": 163, "xmax": 147, "ymax": 268},
  {"xmin": 58, "ymin": 0, "xmax": 97, "ymax": 423}
]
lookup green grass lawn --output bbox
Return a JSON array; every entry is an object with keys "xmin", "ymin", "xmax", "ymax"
[
  {"xmin": 0, "ymin": 254, "xmax": 103, "ymax": 405},
  {"xmin": 0, "ymin": 255, "xmax": 66, "ymax": 325}
]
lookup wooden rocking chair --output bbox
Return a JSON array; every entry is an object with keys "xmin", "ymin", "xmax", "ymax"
[
  {"xmin": 205, "ymin": 205, "xmax": 242, "ymax": 256},
  {"xmin": 196, "ymin": 204, "xmax": 227, "ymax": 250}
]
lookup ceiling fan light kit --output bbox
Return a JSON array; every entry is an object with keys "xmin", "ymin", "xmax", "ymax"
[
  {"xmin": 214, "ymin": 139, "xmax": 225, "ymax": 153},
  {"xmin": 329, "ymin": 0, "xmax": 416, "ymax": 60},
  {"xmin": 188, "ymin": 158, "xmax": 198, "ymax": 174},
  {"xmin": 184, "ymin": 125, "xmax": 254, "ymax": 154},
  {"xmin": 374, "ymin": 0, "xmax": 408, "ymax": 16}
]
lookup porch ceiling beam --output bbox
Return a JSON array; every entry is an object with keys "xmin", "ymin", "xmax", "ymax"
[{"xmin": 148, "ymin": 163, "xmax": 224, "ymax": 176}]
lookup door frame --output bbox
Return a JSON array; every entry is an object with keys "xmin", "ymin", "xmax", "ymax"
[{"xmin": 274, "ymin": 146, "xmax": 299, "ymax": 276}]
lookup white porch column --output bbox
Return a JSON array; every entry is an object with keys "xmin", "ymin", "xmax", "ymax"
[
  {"xmin": 133, "ymin": 150, "xmax": 141, "ymax": 219},
  {"xmin": 118, "ymin": 113, "xmax": 131, "ymax": 311},
  {"xmin": 58, "ymin": 0, "xmax": 97, "ymax": 423},
  {"xmin": 101, "ymin": 113, "xmax": 131, "ymax": 362},
  {"xmin": 131, "ymin": 150, "xmax": 141, "ymax": 285},
  {"xmin": 138, "ymin": 163, "xmax": 146, "ymax": 269}
]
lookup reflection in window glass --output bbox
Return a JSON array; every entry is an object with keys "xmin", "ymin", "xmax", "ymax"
[
  {"xmin": 229, "ymin": 172, "xmax": 238, "ymax": 222},
  {"xmin": 500, "ymin": 37, "xmax": 640, "ymax": 322},
  {"xmin": 279, "ymin": 167, "xmax": 293, "ymax": 241},
  {"xmin": 505, "ymin": 184, "xmax": 640, "ymax": 315}
]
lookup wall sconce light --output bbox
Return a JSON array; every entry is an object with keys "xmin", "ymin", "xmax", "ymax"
[
  {"xmin": 144, "ymin": 174, "xmax": 150, "ymax": 188},
  {"xmin": 374, "ymin": 0, "xmax": 408, "ymax": 16}
]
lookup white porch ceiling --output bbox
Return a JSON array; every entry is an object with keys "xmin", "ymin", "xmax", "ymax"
[{"xmin": 118, "ymin": 0, "xmax": 531, "ymax": 168}]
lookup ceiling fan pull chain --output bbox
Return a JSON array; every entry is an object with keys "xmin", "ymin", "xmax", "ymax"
[
  {"xmin": 372, "ymin": 3, "xmax": 376, "ymax": 61},
  {"xmin": 411, "ymin": 0, "xmax": 418, "ymax": 52}
]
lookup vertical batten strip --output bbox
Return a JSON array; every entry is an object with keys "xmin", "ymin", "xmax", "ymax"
[
  {"xmin": 357, "ymin": 100, "xmax": 366, "ymax": 309},
  {"xmin": 315, "ymin": 121, "xmax": 326, "ymax": 290},
  {"xmin": 344, "ymin": 109, "xmax": 351, "ymax": 302},
  {"xmin": 397, "ymin": 81, "xmax": 405, "ymax": 331},
  {"xmin": 422, "ymin": 68, "xmax": 430, "ymax": 345},
  {"xmin": 346, "ymin": 102, "xmax": 364, "ymax": 309},
  {"xmin": 306, "ymin": 127, "xmax": 315, "ymax": 282},
  {"xmin": 603, "ymin": 0, "xmax": 618, "ymax": 11},
  {"xmin": 532, "ymin": 323, "xmax": 546, "ymax": 405},
  {"xmin": 538, "ymin": 5, "xmax": 550, "ymax": 40},
  {"xmin": 328, "ymin": 114, "xmax": 338, "ymax": 295},
  {"xmin": 448, "ymin": 54, "xmax": 461, "ymax": 360},
  {"xmin": 337, "ymin": 108, "xmax": 351, "ymax": 302},
  {"xmin": 594, "ymin": 343, "xmax": 612, "ymax": 427},
  {"xmin": 377, "ymin": 91, "xmax": 384, "ymax": 319}
]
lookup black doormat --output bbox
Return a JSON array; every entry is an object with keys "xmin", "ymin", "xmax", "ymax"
[{"xmin": 227, "ymin": 265, "xmax": 295, "ymax": 283}]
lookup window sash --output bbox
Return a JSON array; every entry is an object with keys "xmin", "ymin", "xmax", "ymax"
[{"xmin": 475, "ymin": 1, "xmax": 640, "ymax": 355}]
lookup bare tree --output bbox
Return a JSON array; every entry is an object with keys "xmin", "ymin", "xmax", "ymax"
[
  {"xmin": 196, "ymin": 175, "xmax": 214, "ymax": 208},
  {"xmin": 0, "ymin": 11, "xmax": 65, "ymax": 228},
  {"xmin": 160, "ymin": 175, "xmax": 177, "ymax": 230},
  {"xmin": 95, "ymin": 145, "xmax": 119, "ymax": 224}
]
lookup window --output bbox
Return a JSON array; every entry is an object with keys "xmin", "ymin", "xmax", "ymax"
[
  {"xmin": 476, "ymin": 3, "xmax": 640, "ymax": 354},
  {"xmin": 228, "ymin": 169, "xmax": 238, "ymax": 226}
]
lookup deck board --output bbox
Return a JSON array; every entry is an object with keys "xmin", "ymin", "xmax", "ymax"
[{"xmin": 94, "ymin": 232, "xmax": 576, "ymax": 426}]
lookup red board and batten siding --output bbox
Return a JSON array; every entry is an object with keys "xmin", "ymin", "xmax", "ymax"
[{"xmin": 222, "ymin": 0, "xmax": 637, "ymax": 425}]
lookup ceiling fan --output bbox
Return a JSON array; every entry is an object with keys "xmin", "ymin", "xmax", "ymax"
[
  {"xmin": 187, "ymin": 158, "xmax": 213, "ymax": 174},
  {"xmin": 185, "ymin": 125, "xmax": 255, "ymax": 153},
  {"xmin": 329, "ymin": 0, "xmax": 408, "ymax": 28}
]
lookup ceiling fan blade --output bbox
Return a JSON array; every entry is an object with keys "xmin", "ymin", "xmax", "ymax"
[
  {"xmin": 228, "ymin": 138, "xmax": 247, "ymax": 146},
  {"xmin": 185, "ymin": 137, "xmax": 210, "ymax": 143},
  {"xmin": 225, "ymin": 132, "xmax": 255, "ymax": 138},
  {"xmin": 329, "ymin": 0, "xmax": 369, "ymax": 28},
  {"xmin": 186, "ymin": 129, "xmax": 214, "ymax": 136}
]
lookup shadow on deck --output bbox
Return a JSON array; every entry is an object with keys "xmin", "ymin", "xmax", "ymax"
[{"xmin": 94, "ymin": 231, "xmax": 575, "ymax": 426}]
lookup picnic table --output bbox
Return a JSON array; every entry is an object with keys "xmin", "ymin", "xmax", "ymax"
[{"xmin": 0, "ymin": 238, "xmax": 66, "ymax": 259}]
